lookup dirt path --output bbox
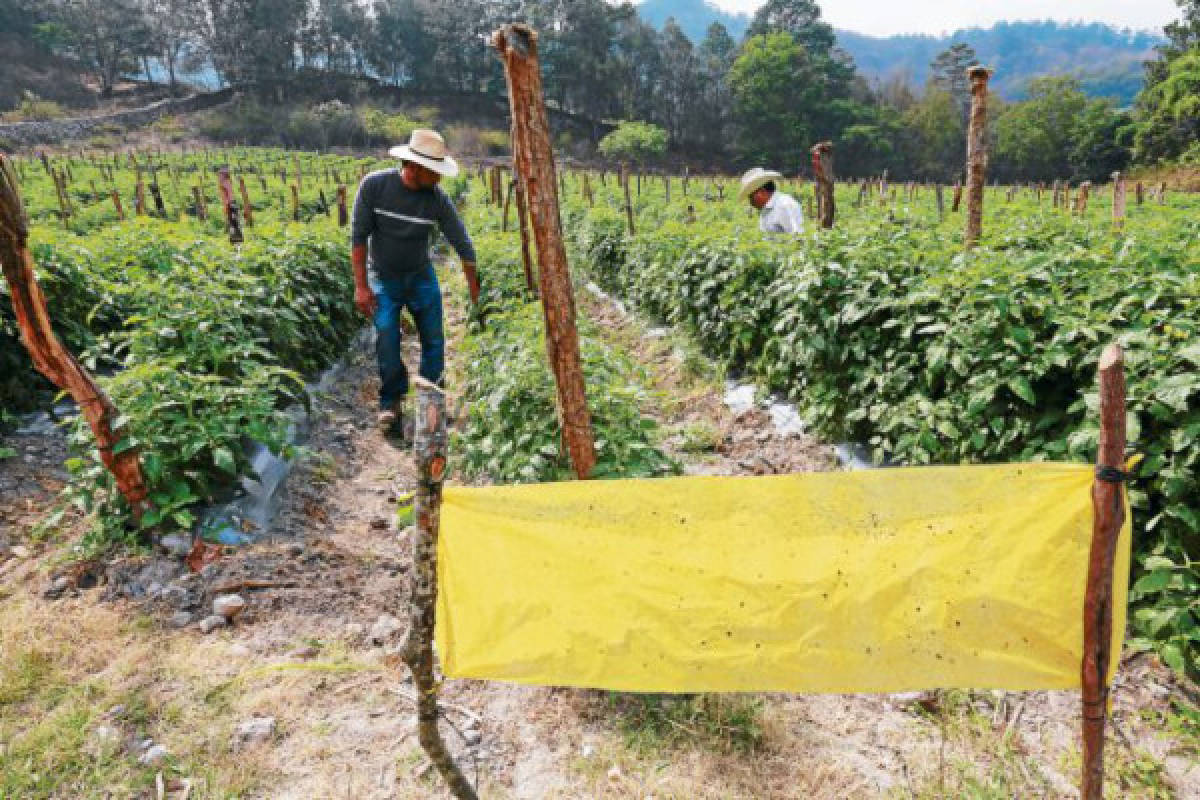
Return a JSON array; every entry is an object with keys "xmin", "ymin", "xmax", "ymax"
[{"xmin": 1, "ymin": 270, "xmax": 1198, "ymax": 798}]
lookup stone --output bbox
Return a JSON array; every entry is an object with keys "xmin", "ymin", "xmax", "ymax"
[
  {"xmin": 138, "ymin": 744, "xmax": 169, "ymax": 766},
  {"xmin": 168, "ymin": 611, "xmax": 193, "ymax": 628},
  {"xmin": 199, "ymin": 615, "xmax": 227, "ymax": 634},
  {"xmin": 235, "ymin": 716, "xmax": 276, "ymax": 745},
  {"xmin": 287, "ymin": 542, "xmax": 304, "ymax": 557},
  {"xmin": 368, "ymin": 614, "xmax": 403, "ymax": 646},
  {"xmin": 160, "ymin": 585, "xmax": 190, "ymax": 608},
  {"xmin": 213, "ymin": 594, "xmax": 247, "ymax": 619},
  {"xmin": 159, "ymin": 533, "xmax": 192, "ymax": 558},
  {"xmin": 92, "ymin": 724, "xmax": 119, "ymax": 747},
  {"xmin": 10, "ymin": 545, "xmax": 30, "ymax": 559},
  {"xmin": 145, "ymin": 582, "xmax": 163, "ymax": 598},
  {"xmin": 45, "ymin": 575, "xmax": 71, "ymax": 597},
  {"xmin": 344, "ymin": 622, "xmax": 365, "ymax": 638},
  {"xmin": 229, "ymin": 643, "xmax": 252, "ymax": 658}
]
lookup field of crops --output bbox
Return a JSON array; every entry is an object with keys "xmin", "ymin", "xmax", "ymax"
[
  {"xmin": 3, "ymin": 149, "xmax": 1198, "ymax": 676},
  {"xmin": 0, "ymin": 148, "xmax": 401, "ymax": 548},
  {"xmin": 532, "ymin": 172, "xmax": 1198, "ymax": 675}
]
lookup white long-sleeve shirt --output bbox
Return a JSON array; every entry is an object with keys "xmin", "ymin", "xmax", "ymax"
[{"xmin": 758, "ymin": 191, "xmax": 805, "ymax": 234}]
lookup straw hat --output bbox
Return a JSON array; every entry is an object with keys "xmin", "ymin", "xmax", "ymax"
[
  {"xmin": 739, "ymin": 167, "xmax": 782, "ymax": 199},
  {"xmin": 388, "ymin": 129, "xmax": 459, "ymax": 177}
]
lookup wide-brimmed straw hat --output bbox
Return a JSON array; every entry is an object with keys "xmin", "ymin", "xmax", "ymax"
[
  {"xmin": 739, "ymin": 167, "xmax": 782, "ymax": 199},
  {"xmin": 388, "ymin": 129, "xmax": 459, "ymax": 177}
]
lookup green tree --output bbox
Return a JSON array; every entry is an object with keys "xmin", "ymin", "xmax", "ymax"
[
  {"xmin": 929, "ymin": 43, "xmax": 978, "ymax": 124},
  {"xmin": 746, "ymin": 0, "xmax": 835, "ymax": 55},
  {"xmin": 45, "ymin": 0, "xmax": 152, "ymax": 95},
  {"xmin": 1135, "ymin": 48, "xmax": 1200, "ymax": 162},
  {"xmin": 729, "ymin": 33, "xmax": 829, "ymax": 168},
  {"xmin": 1069, "ymin": 100, "xmax": 1132, "ymax": 182},
  {"xmin": 993, "ymin": 76, "xmax": 1088, "ymax": 181},
  {"xmin": 598, "ymin": 120, "xmax": 668, "ymax": 165},
  {"xmin": 694, "ymin": 21, "xmax": 736, "ymax": 153},
  {"xmin": 900, "ymin": 88, "xmax": 964, "ymax": 181}
]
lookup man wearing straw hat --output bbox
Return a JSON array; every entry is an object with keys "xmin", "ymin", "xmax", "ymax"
[
  {"xmin": 739, "ymin": 167, "xmax": 804, "ymax": 234},
  {"xmin": 351, "ymin": 128, "xmax": 481, "ymax": 435}
]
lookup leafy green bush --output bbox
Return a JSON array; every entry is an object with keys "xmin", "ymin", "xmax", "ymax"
[
  {"xmin": 567, "ymin": 182, "xmax": 1200, "ymax": 675},
  {"xmin": 13, "ymin": 220, "xmax": 357, "ymax": 550}
]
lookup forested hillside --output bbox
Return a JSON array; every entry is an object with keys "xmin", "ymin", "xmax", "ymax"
[
  {"xmin": 637, "ymin": 1, "xmax": 1161, "ymax": 105},
  {"xmin": 5, "ymin": 0, "xmax": 1200, "ymax": 178}
]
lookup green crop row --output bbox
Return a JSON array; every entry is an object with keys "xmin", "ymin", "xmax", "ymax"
[
  {"xmin": 554, "ymin": 179, "xmax": 1198, "ymax": 676},
  {"xmin": 450, "ymin": 229, "xmax": 678, "ymax": 484},
  {"xmin": 4, "ymin": 217, "xmax": 357, "ymax": 551}
]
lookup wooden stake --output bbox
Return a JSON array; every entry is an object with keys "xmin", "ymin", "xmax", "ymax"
[
  {"xmin": 192, "ymin": 186, "xmax": 207, "ymax": 220},
  {"xmin": 621, "ymin": 164, "xmax": 635, "ymax": 235},
  {"xmin": 110, "ymin": 189, "xmax": 125, "ymax": 221},
  {"xmin": 810, "ymin": 141, "xmax": 835, "ymax": 229},
  {"xmin": 951, "ymin": 180, "xmax": 962, "ymax": 213},
  {"xmin": 502, "ymin": 178, "xmax": 514, "ymax": 232},
  {"xmin": 964, "ymin": 65, "xmax": 993, "ymax": 249},
  {"xmin": 0, "ymin": 156, "xmax": 149, "ymax": 519},
  {"xmin": 1081, "ymin": 343, "xmax": 1126, "ymax": 800},
  {"xmin": 401, "ymin": 378, "xmax": 479, "ymax": 800},
  {"xmin": 336, "ymin": 185, "xmax": 348, "ymax": 227},
  {"xmin": 216, "ymin": 168, "xmax": 243, "ymax": 244},
  {"xmin": 135, "ymin": 180, "xmax": 146, "ymax": 216},
  {"xmin": 149, "ymin": 182, "xmax": 166, "ymax": 217},
  {"xmin": 238, "ymin": 177, "xmax": 254, "ymax": 227},
  {"xmin": 1111, "ymin": 172, "xmax": 1125, "ymax": 229},
  {"xmin": 493, "ymin": 23, "xmax": 596, "ymax": 480}
]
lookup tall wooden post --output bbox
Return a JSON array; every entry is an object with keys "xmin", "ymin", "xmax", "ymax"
[
  {"xmin": 935, "ymin": 183, "xmax": 945, "ymax": 220},
  {"xmin": 513, "ymin": 172, "xmax": 537, "ymax": 295},
  {"xmin": 216, "ymin": 168, "xmax": 244, "ymax": 244},
  {"xmin": 620, "ymin": 164, "xmax": 635, "ymax": 235},
  {"xmin": 493, "ymin": 23, "xmax": 596, "ymax": 479},
  {"xmin": 1111, "ymin": 172, "xmax": 1126, "ymax": 229},
  {"xmin": 502, "ymin": 178, "xmax": 514, "ymax": 232},
  {"xmin": 964, "ymin": 65, "xmax": 993, "ymax": 249},
  {"xmin": 0, "ymin": 156, "xmax": 149, "ymax": 520},
  {"xmin": 110, "ymin": 189, "xmax": 125, "ymax": 220},
  {"xmin": 810, "ymin": 141, "xmax": 835, "ymax": 229},
  {"xmin": 238, "ymin": 176, "xmax": 254, "ymax": 227},
  {"xmin": 1081, "ymin": 343, "xmax": 1126, "ymax": 800},
  {"xmin": 401, "ymin": 378, "xmax": 479, "ymax": 800},
  {"xmin": 951, "ymin": 180, "xmax": 963, "ymax": 213},
  {"xmin": 335, "ymin": 185, "xmax": 348, "ymax": 227}
]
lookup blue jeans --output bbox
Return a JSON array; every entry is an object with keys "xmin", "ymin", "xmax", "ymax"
[{"xmin": 369, "ymin": 266, "xmax": 445, "ymax": 410}]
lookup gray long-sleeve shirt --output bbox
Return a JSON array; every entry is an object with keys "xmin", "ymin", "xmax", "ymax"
[{"xmin": 350, "ymin": 168, "xmax": 476, "ymax": 281}]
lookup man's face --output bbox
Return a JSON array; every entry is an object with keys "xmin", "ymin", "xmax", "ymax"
[
  {"xmin": 749, "ymin": 187, "xmax": 770, "ymax": 210},
  {"xmin": 402, "ymin": 161, "xmax": 442, "ymax": 190}
]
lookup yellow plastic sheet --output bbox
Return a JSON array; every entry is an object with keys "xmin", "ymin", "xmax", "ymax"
[{"xmin": 436, "ymin": 464, "xmax": 1131, "ymax": 693}]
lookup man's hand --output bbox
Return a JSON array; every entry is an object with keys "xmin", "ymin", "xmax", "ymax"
[
  {"xmin": 463, "ymin": 260, "xmax": 481, "ymax": 306},
  {"xmin": 355, "ymin": 285, "xmax": 377, "ymax": 318}
]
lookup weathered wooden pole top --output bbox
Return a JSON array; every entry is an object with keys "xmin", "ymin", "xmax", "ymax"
[
  {"xmin": 967, "ymin": 65, "xmax": 993, "ymax": 85},
  {"xmin": 491, "ymin": 23, "xmax": 536, "ymax": 55}
]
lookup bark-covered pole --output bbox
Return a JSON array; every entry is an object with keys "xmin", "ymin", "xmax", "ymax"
[
  {"xmin": 509, "ymin": 112, "xmax": 538, "ymax": 295},
  {"xmin": 1081, "ymin": 343, "xmax": 1126, "ymax": 800},
  {"xmin": 400, "ymin": 378, "xmax": 478, "ymax": 800},
  {"xmin": 1111, "ymin": 171, "xmax": 1126, "ymax": 229},
  {"xmin": 493, "ymin": 23, "xmax": 596, "ymax": 479},
  {"xmin": 810, "ymin": 141, "xmax": 835, "ymax": 229},
  {"xmin": 964, "ymin": 65, "xmax": 992, "ymax": 249},
  {"xmin": 0, "ymin": 156, "xmax": 149, "ymax": 520},
  {"xmin": 216, "ymin": 168, "xmax": 244, "ymax": 244}
]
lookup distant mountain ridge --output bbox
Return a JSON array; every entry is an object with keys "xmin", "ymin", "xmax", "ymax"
[{"xmin": 636, "ymin": 0, "xmax": 1163, "ymax": 105}]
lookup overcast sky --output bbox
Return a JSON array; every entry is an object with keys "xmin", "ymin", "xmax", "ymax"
[{"xmin": 707, "ymin": 0, "xmax": 1179, "ymax": 36}]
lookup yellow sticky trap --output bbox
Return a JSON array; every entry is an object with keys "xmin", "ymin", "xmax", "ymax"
[{"xmin": 436, "ymin": 464, "xmax": 1131, "ymax": 694}]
